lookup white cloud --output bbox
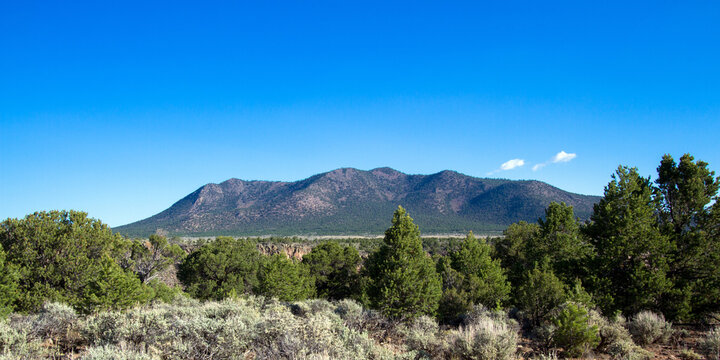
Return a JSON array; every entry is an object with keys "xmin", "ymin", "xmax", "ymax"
[
  {"xmin": 532, "ymin": 150, "xmax": 577, "ymax": 171},
  {"xmin": 552, "ymin": 151, "xmax": 577, "ymax": 163},
  {"xmin": 500, "ymin": 159, "xmax": 525, "ymax": 170},
  {"xmin": 532, "ymin": 163, "xmax": 546, "ymax": 171}
]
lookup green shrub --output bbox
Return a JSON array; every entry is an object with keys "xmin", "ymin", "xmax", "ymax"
[
  {"xmin": 678, "ymin": 349, "xmax": 703, "ymax": 360},
  {"xmin": 178, "ymin": 237, "xmax": 262, "ymax": 300},
  {"xmin": 549, "ymin": 303, "xmax": 599, "ymax": 357},
  {"xmin": 516, "ymin": 266, "xmax": 566, "ymax": 325},
  {"xmin": 0, "ymin": 210, "xmax": 147, "ymax": 313},
  {"xmin": 627, "ymin": 311, "xmax": 673, "ymax": 346},
  {"xmin": 699, "ymin": 326, "xmax": 720, "ymax": 360},
  {"xmin": 447, "ymin": 312, "xmax": 519, "ymax": 360},
  {"xmin": 302, "ymin": 241, "xmax": 362, "ymax": 300},
  {"xmin": 257, "ymin": 254, "xmax": 315, "ymax": 301}
]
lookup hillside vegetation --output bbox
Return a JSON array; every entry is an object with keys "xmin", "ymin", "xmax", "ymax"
[
  {"xmin": 1, "ymin": 153, "xmax": 719, "ymax": 359},
  {"xmin": 114, "ymin": 167, "xmax": 600, "ymax": 237}
]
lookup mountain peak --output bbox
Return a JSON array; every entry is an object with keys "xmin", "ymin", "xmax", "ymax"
[{"xmin": 114, "ymin": 168, "xmax": 600, "ymax": 237}]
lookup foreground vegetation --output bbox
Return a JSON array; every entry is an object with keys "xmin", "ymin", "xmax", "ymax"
[{"xmin": 1, "ymin": 153, "xmax": 720, "ymax": 359}]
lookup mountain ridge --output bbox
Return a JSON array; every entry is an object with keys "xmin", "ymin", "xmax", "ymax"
[{"xmin": 114, "ymin": 167, "xmax": 600, "ymax": 237}]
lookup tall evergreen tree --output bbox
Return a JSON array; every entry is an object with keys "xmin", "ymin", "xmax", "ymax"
[
  {"xmin": 534, "ymin": 202, "xmax": 594, "ymax": 284},
  {"xmin": 656, "ymin": 154, "xmax": 720, "ymax": 318},
  {"xmin": 585, "ymin": 166, "xmax": 673, "ymax": 316},
  {"xmin": 450, "ymin": 231, "xmax": 510, "ymax": 308},
  {"xmin": 364, "ymin": 206, "xmax": 442, "ymax": 320}
]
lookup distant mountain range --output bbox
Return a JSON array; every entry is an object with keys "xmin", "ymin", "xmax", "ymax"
[{"xmin": 113, "ymin": 167, "xmax": 601, "ymax": 237}]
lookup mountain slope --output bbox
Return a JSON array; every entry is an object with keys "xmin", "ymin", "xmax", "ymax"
[{"xmin": 114, "ymin": 168, "xmax": 600, "ymax": 236}]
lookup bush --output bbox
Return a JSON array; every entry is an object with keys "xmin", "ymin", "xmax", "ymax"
[
  {"xmin": 627, "ymin": 311, "xmax": 673, "ymax": 346},
  {"xmin": 447, "ymin": 312, "xmax": 519, "ymax": 360},
  {"xmin": 699, "ymin": 326, "xmax": 720, "ymax": 360},
  {"xmin": 549, "ymin": 302, "xmax": 599, "ymax": 357},
  {"xmin": 81, "ymin": 345, "xmax": 154, "ymax": 360},
  {"xmin": 401, "ymin": 316, "xmax": 444, "ymax": 357},
  {"xmin": 257, "ymin": 254, "xmax": 315, "ymax": 301},
  {"xmin": 178, "ymin": 237, "xmax": 262, "ymax": 300},
  {"xmin": 516, "ymin": 266, "xmax": 566, "ymax": 325}
]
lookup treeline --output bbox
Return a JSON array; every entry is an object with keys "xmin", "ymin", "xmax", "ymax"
[{"xmin": 0, "ymin": 153, "xmax": 718, "ymax": 326}]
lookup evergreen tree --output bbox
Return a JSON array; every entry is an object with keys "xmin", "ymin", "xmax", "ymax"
[
  {"xmin": 258, "ymin": 254, "xmax": 315, "ymax": 301},
  {"xmin": 178, "ymin": 236, "xmax": 262, "ymax": 300},
  {"xmin": 450, "ymin": 231, "xmax": 510, "ymax": 308},
  {"xmin": 585, "ymin": 166, "xmax": 673, "ymax": 316},
  {"xmin": 364, "ymin": 206, "xmax": 442, "ymax": 320},
  {"xmin": 301, "ymin": 241, "xmax": 361, "ymax": 300},
  {"xmin": 534, "ymin": 202, "xmax": 594, "ymax": 284},
  {"xmin": 81, "ymin": 255, "xmax": 152, "ymax": 312},
  {"xmin": 656, "ymin": 154, "xmax": 720, "ymax": 319},
  {"xmin": 495, "ymin": 221, "xmax": 540, "ymax": 287},
  {"xmin": 516, "ymin": 265, "xmax": 567, "ymax": 325},
  {"xmin": 0, "ymin": 210, "xmax": 142, "ymax": 312},
  {"xmin": 0, "ymin": 247, "xmax": 19, "ymax": 317}
]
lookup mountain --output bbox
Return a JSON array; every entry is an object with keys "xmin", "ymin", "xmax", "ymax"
[{"xmin": 113, "ymin": 167, "xmax": 601, "ymax": 237}]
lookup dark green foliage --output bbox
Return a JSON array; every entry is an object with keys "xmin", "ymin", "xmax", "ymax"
[
  {"xmin": 656, "ymin": 154, "xmax": 720, "ymax": 319},
  {"xmin": 177, "ymin": 236, "xmax": 262, "ymax": 300},
  {"xmin": 128, "ymin": 234, "xmax": 185, "ymax": 283},
  {"xmin": 364, "ymin": 206, "xmax": 442, "ymax": 320},
  {"xmin": 0, "ymin": 210, "xmax": 146, "ymax": 312},
  {"xmin": 585, "ymin": 166, "xmax": 673, "ymax": 316},
  {"xmin": 436, "ymin": 256, "xmax": 472, "ymax": 324},
  {"xmin": 258, "ymin": 254, "xmax": 315, "ymax": 301},
  {"xmin": 81, "ymin": 255, "xmax": 152, "ymax": 313},
  {"xmin": 535, "ymin": 202, "xmax": 594, "ymax": 283},
  {"xmin": 0, "ymin": 247, "xmax": 19, "ymax": 317},
  {"xmin": 551, "ymin": 303, "xmax": 600, "ymax": 357},
  {"xmin": 516, "ymin": 266, "xmax": 567, "ymax": 325},
  {"xmin": 496, "ymin": 221, "xmax": 540, "ymax": 287},
  {"xmin": 301, "ymin": 241, "xmax": 361, "ymax": 300},
  {"xmin": 449, "ymin": 232, "xmax": 510, "ymax": 308}
]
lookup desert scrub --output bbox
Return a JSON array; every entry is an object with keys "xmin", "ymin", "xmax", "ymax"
[
  {"xmin": 627, "ymin": 311, "xmax": 673, "ymax": 346},
  {"xmin": 699, "ymin": 326, "xmax": 720, "ymax": 360},
  {"xmin": 592, "ymin": 312, "xmax": 650, "ymax": 359},
  {"xmin": 400, "ymin": 316, "xmax": 444, "ymax": 358},
  {"xmin": 447, "ymin": 311, "xmax": 519, "ymax": 360},
  {"xmin": 81, "ymin": 345, "xmax": 154, "ymax": 360},
  {"xmin": 549, "ymin": 302, "xmax": 599, "ymax": 357}
]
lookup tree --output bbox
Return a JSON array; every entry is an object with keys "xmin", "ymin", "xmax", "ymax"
[
  {"xmin": 0, "ymin": 247, "xmax": 19, "ymax": 317},
  {"xmin": 128, "ymin": 234, "xmax": 185, "ymax": 284},
  {"xmin": 178, "ymin": 237, "xmax": 262, "ymax": 300},
  {"xmin": 258, "ymin": 254, "xmax": 315, "ymax": 301},
  {"xmin": 301, "ymin": 241, "xmax": 361, "ymax": 300},
  {"xmin": 516, "ymin": 266, "xmax": 567, "ymax": 326},
  {"xmin": 656, "ymin": 154, "xmax": 720, "ymax": 319},
  {"xmin": 0, "ymin": 210, "xmax": 143, "ymax": 312},
  {"xmin": 364, "ymin": 206, "xmax": 442, "ymax": 320},
  {"xmin": 450, "ymin": 231, "xmax": 510, "ymax": 308},
  {"xmin": 534, "ymin": 202, "xmax": 594, "ymax": 284},
  {"xmin": 584, "ymin": 166, "xmax": 673, "ymax": 316},
  {"xmin": 495, "ymin": 221, "xmax": 540, "ymax": 287},
  {"xmin": 81, "ymin": 255, "xmax": 152, "ymax": 312}
]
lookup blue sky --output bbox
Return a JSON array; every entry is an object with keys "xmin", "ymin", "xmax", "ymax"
[{"xmin": 1, "ymin": 1, "xmax": 719, "ymax": 227}]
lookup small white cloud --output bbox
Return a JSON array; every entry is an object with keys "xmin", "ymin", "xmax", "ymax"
[
  {"xmin": 552, "ymin": 151, "xmax": 577, "ymax": 163},
  {"xmin": 532, "ymin": 163, "xmax": 546, "ymax": 171},
  {"xmin": 500, "ymin": 159, "xmax": 525, "ymax": 170}
]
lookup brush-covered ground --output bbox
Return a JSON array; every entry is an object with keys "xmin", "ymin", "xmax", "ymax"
[{"xmin": 2, "ymin": 296, "xmax": 719, "ymax": 360}]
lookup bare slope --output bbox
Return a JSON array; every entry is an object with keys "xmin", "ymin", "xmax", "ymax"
[{"xmin": 114, "ymin": 167, "xmax": 600, "ymax": 236}]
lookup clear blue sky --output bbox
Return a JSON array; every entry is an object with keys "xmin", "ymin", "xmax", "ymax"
[{"xmin": 2, "ymin": 1, "xmax": 719, "ymax": 227}]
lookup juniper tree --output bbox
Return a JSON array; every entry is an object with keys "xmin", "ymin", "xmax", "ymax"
[{"xmin": 364, "ymin": 206, "xmax": 442, "ymax": 320}]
